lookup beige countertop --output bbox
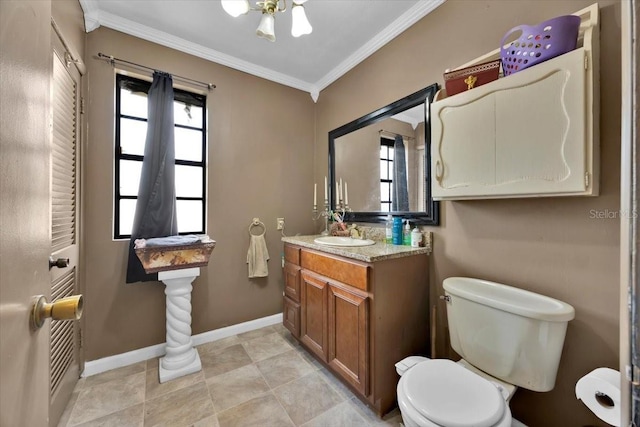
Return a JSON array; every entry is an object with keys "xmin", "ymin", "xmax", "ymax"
[{"xmin": 281, "ymin": 234, "xmax": 431, "ymax": 263}]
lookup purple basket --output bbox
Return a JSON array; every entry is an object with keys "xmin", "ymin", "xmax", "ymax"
[{"xmin": 500, "ymin": 15, "xmax": 581, "ymax": 76}]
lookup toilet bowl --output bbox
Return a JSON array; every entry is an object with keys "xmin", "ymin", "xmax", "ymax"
[
  {"xmin": 396, "ymin": 358, "xmax": 512, "ymax": 427},
  {"xmin": 395, "ymin": 277, "xmax": 575, "ymax": 427}
]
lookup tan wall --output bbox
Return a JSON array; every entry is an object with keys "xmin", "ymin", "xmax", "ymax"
[
  {"xmin": 315, "ymin": 1, "xmax": 622, "ymax": 426},
  {"xmin": 52, "ymin": 0, "xmax": 85, "ymax": 61},
  {"xmin": 84, "ymin": 28, "xmax": 316, "ymax": 361}
]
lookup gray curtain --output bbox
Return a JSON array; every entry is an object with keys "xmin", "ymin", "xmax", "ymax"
[
  {"xmin": 392, "ymin": 135, "xmax": 409, "ymax": 211},
  {"xmin": 126, "ymin": 72, "xmax": 178, "ymax": 283}
]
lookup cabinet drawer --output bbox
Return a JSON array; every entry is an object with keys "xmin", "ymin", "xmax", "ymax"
[
  {"xmin": 284, "ymin": 262, "xmax": 301, "ymax": 302},
  {"xmin": 283, "ymin": 296, "xmax": 300, "ymax": 338},
  {"xmin": 284, "ymin": 244, "xmax": 300, "ymax": 265},
  {"xmin": 301, "ymin": 250, "xmax": 369, "ymax": 292}
]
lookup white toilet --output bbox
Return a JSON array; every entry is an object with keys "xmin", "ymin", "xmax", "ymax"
[{"xmin": 396, "ymin": 277, "xmax": 575, "ymax": 427}]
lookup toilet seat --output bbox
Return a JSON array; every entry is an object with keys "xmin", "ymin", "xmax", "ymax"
[{"xmin": 399, "ymin": 359, "xmax": 511, "ymax": 427}]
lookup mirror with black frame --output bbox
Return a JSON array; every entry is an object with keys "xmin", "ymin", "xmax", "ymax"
[{"xmin": 329, "ymin": 84, "xmax": 440, "ymax": 225}]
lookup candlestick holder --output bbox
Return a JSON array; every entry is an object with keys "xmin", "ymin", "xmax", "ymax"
[
  {"xmin": 335, "ymin": 199, "xmax": 353, "ymax": 220},
  {"xmin": 312, "ymin": 201, "xmax": 331, "ymax": 236}
]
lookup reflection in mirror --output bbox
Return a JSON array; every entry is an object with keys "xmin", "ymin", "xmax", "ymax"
[
  {"xmin": 335, "ymin": 105, "xmax": 426, "ymax": 212},
  {"xmin": 329, "ymin": 84, "xmax": 439, "ymax": 225}
]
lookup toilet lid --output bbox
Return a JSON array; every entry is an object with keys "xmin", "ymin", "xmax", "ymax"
[{"xmin": 402, "ymin": 359, "xmax": 505, "ymax": 427}]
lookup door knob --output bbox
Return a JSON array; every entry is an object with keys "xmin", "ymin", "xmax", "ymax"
[
  {"xmin": 30, "ymin": 295, "xmax": 83, "ymax": 330},
  {"xmin": 49, "ymin": 257, "xmax": 70, "ymax": 269}
]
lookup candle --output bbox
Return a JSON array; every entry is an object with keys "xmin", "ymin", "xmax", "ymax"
[
  {"xmin": 345, "ymin": 182, "xmax": 349, "ymax": 205},
  {"xmin": 324, "ymin": 176, "xmax": 328, "ymax": 201},
  {"xmin": 336, "ymin": 181, "xmax": 340, "ymax": 204},
  {"xmin": 339, "ymin": 178, "xmax": 343, "ymax": 202},
  {"xmin": 314, "ymin": 183, "xmax": 317, "ymax": 207}
]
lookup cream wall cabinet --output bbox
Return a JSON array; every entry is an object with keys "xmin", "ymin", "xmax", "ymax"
[{"xmin": 430, "ymin": 4, "xmax": 599, "ymax": 200}]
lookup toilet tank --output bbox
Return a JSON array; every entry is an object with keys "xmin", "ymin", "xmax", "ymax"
[{"xmin": 443, "ymin": 277, "xmax": 575, "ymax": 392}]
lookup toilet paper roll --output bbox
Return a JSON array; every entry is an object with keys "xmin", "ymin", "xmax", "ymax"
[{"xmin": 575, "ymin": 367, "xmax": 621, "ymax": 426}]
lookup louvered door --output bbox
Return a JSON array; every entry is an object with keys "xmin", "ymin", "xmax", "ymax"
[{"xmin": 49, "ymin": 29, "xmax": 83, "ymax": 427}]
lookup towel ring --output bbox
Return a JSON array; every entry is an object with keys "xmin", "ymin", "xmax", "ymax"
[{"xmin": 249, "ymin": 218, "xmax": 266, "ymax": 237}]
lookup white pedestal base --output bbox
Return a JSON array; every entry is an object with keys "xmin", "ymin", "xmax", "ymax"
[
  {"xmin": 159, "ymin": 351, "xmax": 202, "ymax": 383},
  {"xmin": 158, "ymin": 267, "xmax": 201, "ymax": 384}
]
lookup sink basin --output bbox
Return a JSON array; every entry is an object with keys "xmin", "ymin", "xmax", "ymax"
[{"xmin": 313, "ymin": 236, "xmax": 376, "ymax": 247}]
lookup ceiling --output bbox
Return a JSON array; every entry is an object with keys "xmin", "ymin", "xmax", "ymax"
[{"xmin": 79, "ymin": 0, "xmax": 445, "ymax": 100}]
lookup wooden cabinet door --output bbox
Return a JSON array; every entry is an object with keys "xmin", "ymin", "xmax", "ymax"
[
  {"xmin": 283, "ymin": 296, "xmax": 300, "ymax": 337},
  {"xmin": 328, "ymin": 283, "xmax": 369, "ymax": 395},
  {"xmin": 284, "ymin": 262, "xmax": 301, "ymax": 302},
  {"xmin": 300, "ymin": 271, "xmax": 328, "ymax": 361}
]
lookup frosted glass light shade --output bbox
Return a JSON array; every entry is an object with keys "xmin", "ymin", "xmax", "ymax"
[
  {"xmin": 256, "ymin": 13, "xmax": 276, "ymax": 42},
  {"xmin": 291, "ymin": 4, "xmax": 312, "ymax": 37},
  {"xmin": 221, "ymin": 0, "xmax": 250, "ymax": 17}
]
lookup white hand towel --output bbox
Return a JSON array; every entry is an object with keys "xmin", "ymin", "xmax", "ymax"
[{"xmin": 247, "ymin": 234, "xmax": 269, "ymax": 278}]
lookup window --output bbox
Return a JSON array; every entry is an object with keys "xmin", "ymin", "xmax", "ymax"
[
  {"xmin": 379, "ymin": 137, "xmax": 394, "ymax": 212},
  {"xmin": 114, "ymin": 74, "xmax": 206, "ymax": 239}
]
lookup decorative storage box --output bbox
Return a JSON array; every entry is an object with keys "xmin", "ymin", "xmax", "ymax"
[
  {"xmin": 134, "ymin": 239, "xmax": 216, "ymax": 273},
  {"xmin": 443, "ymin": 59, "xmax": 501, "ymax": 97}
]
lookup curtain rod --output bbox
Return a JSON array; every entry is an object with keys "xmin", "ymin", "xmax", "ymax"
[
  {"xmin": 379, "ymin": 129, "xmax": 415, "ymax": 140},
  {"xmin": 97, "ymin": 52, "xmax": 216, "ymax": 91}
]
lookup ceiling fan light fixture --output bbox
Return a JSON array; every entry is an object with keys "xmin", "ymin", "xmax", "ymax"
[
  {"xmin": 222, "ymin": 0, "xmax": 311, "ymax": 41},
  {"xmin": 291, "ymin": 3, "xmax": 312, "ymax": 37},
  {"xmin": 221, "ymin": 0, "xmax": 250, "ymax": 17},
  {"xmin": 256, "ymin": 12, "xmax": 276, "ymax": 42}
]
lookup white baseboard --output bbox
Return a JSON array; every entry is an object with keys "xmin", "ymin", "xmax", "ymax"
[{"xmin": 83, "ymin": 313, "xmax": 283, "ymax": 378}]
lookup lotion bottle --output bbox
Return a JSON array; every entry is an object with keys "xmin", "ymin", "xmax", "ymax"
[
  {"xmin": 411, "ymin": 227, "xmax": 421, "ymax": 247},
  {"xmin": 392, "ymin": 217, "xmax": 403, "ymax": 245}
]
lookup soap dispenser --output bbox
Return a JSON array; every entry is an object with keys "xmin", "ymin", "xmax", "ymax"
[
  {"xmin": 385, "ymin": 215, "xmax": 393, "ymax": 244},
  {"xmin": 403, "ymin": 220, "xmax": 411, "ymax": 246}
]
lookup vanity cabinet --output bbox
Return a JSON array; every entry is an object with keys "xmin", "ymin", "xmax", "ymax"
[
  {"xmin": 430, "ymin": 4, "xmax": 599, "ymax": 200},
  {"xmin": 282, "ymin": 242, "xmax": 430, "ymax": 416}
]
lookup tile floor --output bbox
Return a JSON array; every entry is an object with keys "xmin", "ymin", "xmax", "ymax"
[{"xmin": 57, "ymin": 324, "xmax": 403, "ymax": 427}]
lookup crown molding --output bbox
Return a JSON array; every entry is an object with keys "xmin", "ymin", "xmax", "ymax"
[
  {"xmin": 393, "ymin": 111, "xmax": 420, "ymax": 130},
  {"xmin": 79, "ymin": 0, "xmax": 99, "ymax": 16},
  {"xmin": 313, "ymin": 0, "xmax": 446, "ymax": 93},
  {"xmin": 79, "ymin": 0, "xmax": 101, "ymax": 31},
  {"xmin": 78, "ymin": 0, "xmax": 445, "ymax": 102},
  {"xmin": 84, "ymin": 10, "xmax": 316, "ymax": 94}
]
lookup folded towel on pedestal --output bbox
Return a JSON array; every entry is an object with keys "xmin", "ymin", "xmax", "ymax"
[{"xmin": 135, "ymin": 234, "xmax": 202, "ymax": 248}]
